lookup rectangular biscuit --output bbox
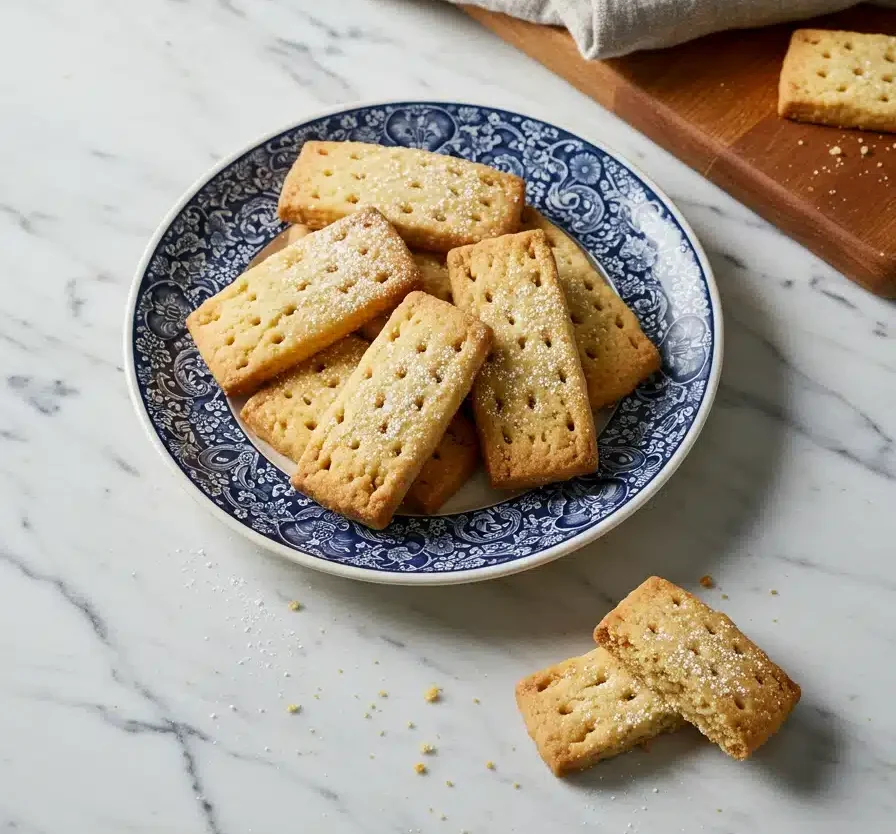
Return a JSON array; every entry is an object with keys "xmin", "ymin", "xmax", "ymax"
[
  {"xmin": 516, "ymin": 647, "xmax": 683, "ymax": 776},
  {"xmin": 519, "ymin": 208, "xmax": 661, "ymax": 409},
  {"xmin": 241, "ymin": 336, "xmax": 369, "ymax": 462},
  {"xmin": 359, "ymin": 251, "xmax": 452, "ymax": 341},
  {"xmin": 594, "ymin": 577, "xmax": 801, "ymax": 760},
  {"xmin": 291, "ymin": 292, "xmax": 492, "ymax": 529},
  {"xmin": 448, "ymin": 229, "xmax": 598, "ymax": 490},
  {"xmin": 186, "ymin": 207, "xmax": 420, "ymax": 396},
  {"xmin": 778, "ymin": 29, "xmax": 896, "ymax": 132},
  {"xmin": 403, "ymin": 410, "xmax": 479, "ymax": 515},
  {"xmin": 241, "ymin": 336, "xmax": 480, "ymax": 513},
  {"xmin": 277, "ymin": 140, "xmax": 525, "ymax": 252}
]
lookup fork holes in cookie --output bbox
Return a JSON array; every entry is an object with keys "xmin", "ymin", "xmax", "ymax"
[
  {"xmin": 374, "ymin": 393, "xmax": 385, "ymax": 408},
  {"xmin": 395, "ymin": 367, "xmax": 407, "ymax": 379},
  {"xmin": 432, "ymin": 370, "xmax": 442, "ymax": 383},
  {"xmin": 817, "ymin": 69, "xmax": 827, "ymax": 78},
  {"xmin": 732, "ymin": 643, "xmax": 744, "ymax": 655},
  {"xmin": 705, "ymin": 622, "xmax": 716, "ymax": 635},
  {"xmin": 527, "ymin": 394, "xmax": 536, "ymax": 410},
  {"xmin": 615, "ymin": 316, "xmax": 624, "ymax": 328},
  {"xmin": 335, "ymin": 409, "xmax": 344, "ymax": 424},
  {"xmin": 250, "ymin": 316, "xmax": 261, "ymax": 327},
  {"xmin": 566, "ymin": 419, "xmax": 575, "ymax": 431},
  {"xmin": 647, "ymin": 623, "xmax": 657, "ymax": 633},
  {"xmin": 323, "ymin": 169, "xmax": 333, "ymax": 176},
  {"xmin": 480, "ymin": 174, "xmax": 495, "ymax": 186},
  {"xmin": 270, "ymin": 332, "xmax": 284, "ymax": 344},
  {"xmin": 502, "ymin": 431, "xmax": 512, "ymax": 444},
  {"xmin": 302, "ymin": 394, "xmax": 312, "ymax": 405},
  {"xmin": 375, "ymin": 271, "xmax": 389, "ymax": 283},
  {"xmin": 350, "ymin": 439, "xmax": 360, "ymax": 450},
  {"xmin": 558, "ymin": 703, "xmax": 573, "ymax": 715},
  {"xmin": 532, "ymin": 275, "xmax": 542, "ymax": 287},
  {"xmin": 400, "ymin": 203, "xmax": 413, "ymax": 214},
  {"xmin": 535, "ymin": 677, "xmax": 554, "ymax": 692},
  {"xmin": 304, "ymin": 420, "xmax": 317, "ymax": 431},
  {"xmin": 432, "ymin": 210, "xmax": 446, "ymax": 222},
  {"xmin": 364, "ymin": 367, "xmax": 373, "ymax": 379},
  {"xmin": 225, "ymin": 335, "xmax": 235, "ymax": 346},
  {"xmin": 517, "ymin": 336, "xmax": 526, "ymax": 349},
  {"xmin": 853, "ymin": 67, "xmax": 864, "ymax": 76},
  {"xmin": 379, "ymin": 421, "xmax": 388, "ymax": 434},
  {"xmin": 629, "ymin": 336, "xmax": 640, "ymax": 349},
  {"xmin": 470, "ymin": 213, "xmax": 481, "ymax": 222},
  {"xmin": 326, "ymin": 377, "xmax": 339, "ymax": 388},
  {"xmin": 317, "ymin": 147, "xmax": 329, "ymax": 156},
  {"xmin": 734, "ymin": 696, "xmax": 746, "ymax": 710},
  {"xmin": 416, "ymin": 342, "xmax": 427, "ymax": 353},
  {"xmin": 558, "ymin": 368, "xmax": 567, "ymax": 383},
  {"xmin": 622, "ymin": 691, "xmax": 636, "ymax": 702},
  {"xmin": 485, "ymin": 291, "xmax": 493, "ymax": 303},
  {"xmin": 413, "ymin": 396, "xmax": 424, "ymax": 410},
  {"xmin": 570, "ymin": 313, "xmax": 582, "ymax": 325},
  {"xmin": 671, "ymin": 595, "xmax": 682, "ymax": 606},
  {"xmin": 346, "ymin": 194, "xmax": 359, "ymax": 204},
  {"xmin": 409, "ymin": 180, "xmax": 421, "ymax": 189},
  {"xmin": 326, "ymin": 264, "xmax": 338, "ymax": 273},
  {"xmin": 453, "ymin": 340, "xmax": 463, "ymax": 353},
  {"xmin": 543, "ymin": 335, "xmax": 552, "ymax": 348}
]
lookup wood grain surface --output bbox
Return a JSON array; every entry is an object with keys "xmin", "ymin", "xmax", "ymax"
[{"xmin": 463, "ymin": 4, "xmax": 896, "ymax": 298}]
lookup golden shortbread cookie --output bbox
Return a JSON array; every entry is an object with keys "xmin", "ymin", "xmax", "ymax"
[
  {"xmin": 448, "ymin": 229, "xmax": 597, "ymax": 490},
  {"xmin": 291, "ymin": 292, "xmax": 492, "ymax": 529},
  {"xmin": 277, "ymin": 140, "xmax": 525, "ymax": 252},
  {"xmin": 359, "ymin": 251, "xmax": 452, "ymax": 341},
  {"xmin": 241, "ymin": 336, "xmax": 480, "ymax": 514},
  {"xmin": 779, "ymin": 29, "xmax": 896, "ymax": 132},
  {"xmin": 519, "ymin": 208, "xmax": 661, "ymax": 409},
  {"xmin": 516, "ymin": 647, "xmax": 683, "ymax": 776},
  {"xmin": 594, "ymin": 577, "xmax": 801, "ymax": 760},
  {"xmin": 186, "ymin": 207, "xmax": 420, "ymax": 396}
]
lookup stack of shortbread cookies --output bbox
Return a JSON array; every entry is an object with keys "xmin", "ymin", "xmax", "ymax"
[
  {"xmin": 187, "ymin": 141, "xmax": 660, "ymax": 529},
  {"xmin": 516, "ymin": 577, "xmax": 801, "ymax": 775}
]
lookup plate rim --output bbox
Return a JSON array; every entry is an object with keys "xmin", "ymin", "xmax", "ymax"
[{"xmin": 123, "ymin": 97, "xmax": 724, "ymax": 586}]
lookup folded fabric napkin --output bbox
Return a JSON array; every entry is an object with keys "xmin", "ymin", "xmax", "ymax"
[{"xmin": 456, "ymin": 0, "xmax": 896, "ymax": 59}]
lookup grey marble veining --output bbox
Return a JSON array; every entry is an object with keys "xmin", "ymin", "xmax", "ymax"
[{"xmin": 0, "ymin": 0, "xmax": 895, "ymax": 831}]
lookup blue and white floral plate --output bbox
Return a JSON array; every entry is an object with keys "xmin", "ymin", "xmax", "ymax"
[{"xmin": 125, "ymin": 101, "xmax": 722, "ymax": 585}]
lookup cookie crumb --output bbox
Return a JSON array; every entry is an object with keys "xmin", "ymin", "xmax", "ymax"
[
  {"xmin": 770, "ymin": 589, "xmax": 779, "ymax": 596},
  {"xmin": 287, "ymin": 600, "xmax": 302, "ymax": 612},
  {"xmin": 378, "ymin": 690, "xmax": 388, "ymax": 698},
  {"xmin": 699, "ymin": 574, "xmax": 714, "ymax": 589},
  {"xmin": 513, "ymin": 782, "xmax": 521, "ymax": 790},
  {"xmin": 424, "ymin": 686, "xmax": 441, "ymax": 703},
  {"xmin": 485, "ymin": 761, "xmax": 496, "ymax": 770},
  {"xmin": 414, "ymin": 762, "xmax": 427, "ymax": 775},
  {"xmin": 420, "ymin": 743, "xmax": 436, "ymax": 754},
  {"xmin": 287, "ymin": 703, "xmax": 301, "ymax": 714},
  {"xmin": 472, "ymin": 697, "xmax": 481, "ymax": 704},
  {"xmin": 721, "ymin": 593, "xmax": 729, "ymax": 600},
  {"xmin": 445, "ymin": 780, "xmax": 454, "ymax": 787},
  {"xmin": 407, "ymin": 721, "xmax": 416, "ymax": 729}
]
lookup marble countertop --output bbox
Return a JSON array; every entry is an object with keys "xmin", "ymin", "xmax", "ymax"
[{"xmin": 1, "ymin": 0, "xmax": 894, "ymax": 831}]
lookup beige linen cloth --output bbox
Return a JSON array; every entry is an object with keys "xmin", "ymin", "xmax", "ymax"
[{"xmin": 454, "ymin": 1, "xmax": 896, "ymax": 59}]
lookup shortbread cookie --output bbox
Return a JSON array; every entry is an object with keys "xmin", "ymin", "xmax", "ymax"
[
  {"xmin": 186, "ymin": 207, "xmax": 420, "ymax": 396},
  {"xmin": 241, "ymin": 336, "xmax": 368, "ymax": 462},
  {"xmin": 404, "ymin": 411, "xmax": 479, "ymax": 514},
  {"xmin": 594, "ymin": 577, "xmax": 801, "ymax": 760},
  {"xmin": 241, "ymin": 336, "xmax": 480, "ymax": 513},
  {"xmin": 448, "ymin": 230, "xmax": 597, "ymax": 490},
  {"xmin": 278, "ymin": 140, "xmax": 525, "ymax": 252},
  {"xmin": 359, "ymin": 251, "xmax": 452, "ymax": 340},
  {"xmin": 292, "ymin": 292, "xmax": 492, "ymax": 529},
  {"xmin": 520, "ymin": 208, "xmax": 661, "ymax": 409},
  {"xmin": 779, "ymin": 29, "xmax": 896, "ymax": 132},
  {"xmin": 516, "ymin": 647, "xmax": 683, "ymax": 776}
]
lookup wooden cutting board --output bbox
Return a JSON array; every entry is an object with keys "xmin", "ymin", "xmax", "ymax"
[{"xmin": 463, "ymin": 3, "xmax": 896, "ymax": 297}]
